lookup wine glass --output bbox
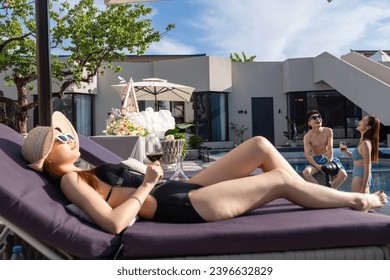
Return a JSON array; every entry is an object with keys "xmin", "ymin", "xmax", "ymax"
[
  {"xmin": 339, "ymin": 141, "xmax": 347, "ymax": 157},
  {"xmin": 145, "ymin": 135, "xmax": 163, "ymax": 162}
]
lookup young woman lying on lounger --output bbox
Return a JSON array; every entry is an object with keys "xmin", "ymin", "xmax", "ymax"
[{"xmin": 21, "ymin": 112, "xmax": 387, "ymax": 234}]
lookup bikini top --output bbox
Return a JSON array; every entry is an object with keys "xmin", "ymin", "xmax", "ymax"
[
  {"xmin": 93, "ymin": 163, "xmax": 144, "ymax": 201},
  {"xmin": 95, "ymin": 163, "xmax": 173, "ymax": 203},
  {"xmin": 352, "ymin": 147, "xmax": 363, "ymax": 161}
]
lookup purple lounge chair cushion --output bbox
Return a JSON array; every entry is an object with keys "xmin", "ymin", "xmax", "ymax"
[
  {"xmin": 0, "ymin": 125, "xmax": 120, "ymax": 259},
  {"xmin": 79, "ymin": 134, "xmax": 122, "ymax": 166},
  {"xmin": 120, "ymin": 199, "xmax": 390, "ymax": 258}
]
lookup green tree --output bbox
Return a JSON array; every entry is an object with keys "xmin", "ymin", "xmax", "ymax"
[
  {"xmin": 0, "ymin": 0, "xmax": 174, "ymax": 134},
  {"xmin": 229, "ymin": 51, "xmax": 256, "ymax": 62},
  {"xmin": 0, "ymin": 0, "xmax": 37, "ymax": 133}
]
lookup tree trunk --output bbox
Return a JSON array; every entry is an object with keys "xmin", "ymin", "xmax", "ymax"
[
  {"xmin": 15, "ymin": 82, "xmax": 28, "ymax": 135},
  {"xmin": 14, "ymin": 81, "xmax": 36, "ymax": 136}
]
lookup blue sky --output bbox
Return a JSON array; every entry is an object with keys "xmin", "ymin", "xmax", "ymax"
[{"xmin": 118, "ymin": 0, "xmax": 390, "ymax": 61}]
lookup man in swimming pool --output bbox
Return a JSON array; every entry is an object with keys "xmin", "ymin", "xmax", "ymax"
[{"xmin": 302, "ymin": 110, "xmax": 347, "ymax": 189}]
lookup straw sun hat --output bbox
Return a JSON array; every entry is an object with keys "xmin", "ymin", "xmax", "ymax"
[{"xmin": 22, "ymin": 111, "xmax": 79, "ymax": 172}]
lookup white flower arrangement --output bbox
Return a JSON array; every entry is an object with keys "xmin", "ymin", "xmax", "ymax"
[
  {"xmin": 103, "ymin": 109, "xmax": 148, "ymax": 137},
  {"xmin": 103, "ymin": 107, "xmax": 176, "ymax": 138}
]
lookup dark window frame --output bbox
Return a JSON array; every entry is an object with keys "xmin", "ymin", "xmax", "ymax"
[
  {"xmin": 33, "ymin": 92, "xmax": 95, "ymax": 136},
  {"xmin": 287, "ymin": 90, "xmax": 362, "ymax": 139},
  {"xmin": 193, "ymin": 91, "xmax": 229, "ymax": 142}
]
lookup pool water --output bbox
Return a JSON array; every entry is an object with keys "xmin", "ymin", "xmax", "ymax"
[
  {"xmin": 287, "ymin": 161, "xmax": 390, "ymax": 173},
  {"xmin": 287, "ymin": 156, "xmax": 390, "ymax": 216}
]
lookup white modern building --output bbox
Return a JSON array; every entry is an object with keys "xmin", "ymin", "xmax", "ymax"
[{"xmin": 2, "ymin": 50, "xmax": 390, "ymax": 147}]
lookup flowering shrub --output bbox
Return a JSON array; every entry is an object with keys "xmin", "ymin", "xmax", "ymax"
[{"xmin": 104, "ymin": 109, "xmax": 149, "ymax": 136}]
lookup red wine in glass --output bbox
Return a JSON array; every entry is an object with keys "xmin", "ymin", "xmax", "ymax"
[
  {"xmin": 147, "ymin": 153, "xmax": 163, "ymax": 162},
  {"xmin": 145, "ymin": 135, "xmax": 163, "ymax": 162}
]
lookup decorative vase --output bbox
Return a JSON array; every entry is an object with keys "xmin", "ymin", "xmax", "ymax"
[
  {"xmin": 169, "ymin": 155, "xmax": 189, "ymax": 182},
  {"xmin": 161, "ymin": 139, "xmax": 186, "ymax": 164}
]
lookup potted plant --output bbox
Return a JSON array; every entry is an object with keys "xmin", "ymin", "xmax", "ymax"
[
  {"xmin": 163, "ymin": 123, "xmax": 193, "ymax": 163},
  {"xmin": 186, "ymin": 134, "xmax": 204, "ymax": 160},
  {"xmin": 230, "ymin": 122, "xmax": 249, "ymax": 143}
]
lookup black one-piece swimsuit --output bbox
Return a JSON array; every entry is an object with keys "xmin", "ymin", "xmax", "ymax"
[{"xmin": 94, "ymin": 163, "xmax": 205, "ymax": 223}]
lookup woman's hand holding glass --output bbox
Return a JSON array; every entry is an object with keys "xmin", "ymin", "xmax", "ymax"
[{"xmin": 339, "ymin": 142, "xmax": 348, "ymax": 155}]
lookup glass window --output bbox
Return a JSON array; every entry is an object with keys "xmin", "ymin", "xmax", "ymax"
[
  {"xmin": 33, "ymin": 93, "xmax": 94, "ymax": 136},
  {"xmin": 194, "ymin": 93, "xmax": 209, "ymax": 141},
  {"xmin": 288, "ymin": 92, "xmax": 306, "ymax": 137},
  {"xmin": 74, "ymin": 94, "xmax": 93, "ymax": 136},
  {"xmin": 171, "ymin": 101, "xmax": 185, "ymax": 124},
  {"xmin": 288, "ymin": 91, "xmax": 362, "ymax": 139},
  {"xmin": 193, "ymin": 92, "xmax": 228, "ymax": 142},
  {"xmin": 210, "ymin": 93, "xmax": 228, "ymax": 141}
]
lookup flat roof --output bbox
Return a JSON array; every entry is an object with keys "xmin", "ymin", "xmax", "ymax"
[
  {"xmin": 58, "ymin": 54, "xmax": 207, "ymax": 62},
  {"xmin": 350, "ymin": 50, "xmax": 390, "ymax": 57}
]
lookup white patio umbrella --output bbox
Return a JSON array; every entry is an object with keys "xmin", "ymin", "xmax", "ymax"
[
  {"xmin": 112, "ymin": 77, "xmax": 195, "ymax": 111},
  {"xmin": 111, "ymin": 77, "xmax": 140, "ymax": 114}
]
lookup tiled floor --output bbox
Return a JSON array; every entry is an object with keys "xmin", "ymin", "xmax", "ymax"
[
  {"xmin": 162, "ymin": 160, "xmax": 214, "ymax": 180},
  {"xmin": 162, "ymin": 160, "xmax": 214, "ymax": 173},
  {"xmin": 182, "ymin": 160, "xmax": 214, "ymax": 171}
]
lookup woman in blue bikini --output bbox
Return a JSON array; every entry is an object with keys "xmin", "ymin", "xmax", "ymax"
[{"xmin": 340, "ymin": 115, "xmax": 380, "ymax": 193}]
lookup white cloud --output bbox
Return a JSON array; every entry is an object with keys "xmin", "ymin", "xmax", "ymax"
[
  {"xmin": 187, "ymin": 0, "xmax": 390, "ymax": 61},
  {"xmin": 147, "ymin": 37, "xmax": 198, "ymax": 55},
  {"xmin": 50, "ymin": 0, "xmax": 390, "ymax": 61}
]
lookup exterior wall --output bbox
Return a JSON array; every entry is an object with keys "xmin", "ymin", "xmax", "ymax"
[
  {"xmin": 208, "ymin": 57, "xmax": 232, "ymax": 92},
  {"xmin": 282, "ymin": 58, "xmax": 332, "ymax": 92},
  {"xmin": 231, "ymin": 62, "xmax": 285, "ymax": 146}
]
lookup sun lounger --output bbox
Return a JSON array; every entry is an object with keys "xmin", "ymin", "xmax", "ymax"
[{"xmin": 1, "ymin": 123, "xmax": 390, "ymax": 259}]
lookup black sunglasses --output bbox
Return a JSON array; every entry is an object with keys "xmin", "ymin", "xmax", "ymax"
[
  {"xmin": 310, "ymin": 115, "xmax": 322, "ymax": 121},
  {"xmin": 55, "ymin": 133, "xmax": 76, "ymax": 143}
]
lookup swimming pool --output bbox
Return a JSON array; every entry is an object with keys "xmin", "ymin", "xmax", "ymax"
[
  {"xmin": 286, "ymin": 155, "xmax": 390, "ymax": 216},
  {"xmin": 284, "ymin": 149, "xmax": 390, "ymax": 216}
]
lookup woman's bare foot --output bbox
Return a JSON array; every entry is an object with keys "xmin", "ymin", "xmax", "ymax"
[{"xmin": 361, "ymin": 191, "xmax": 387, "ymax": 212}]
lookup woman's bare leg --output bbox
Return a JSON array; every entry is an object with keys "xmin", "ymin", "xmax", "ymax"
[
  {"xmin": 190, "ymin": 169, "xmax": 387, "ymax": 222},
  {"xmin": 189, "ymin": 136, "xmax": 304, "ymax": 186}
]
